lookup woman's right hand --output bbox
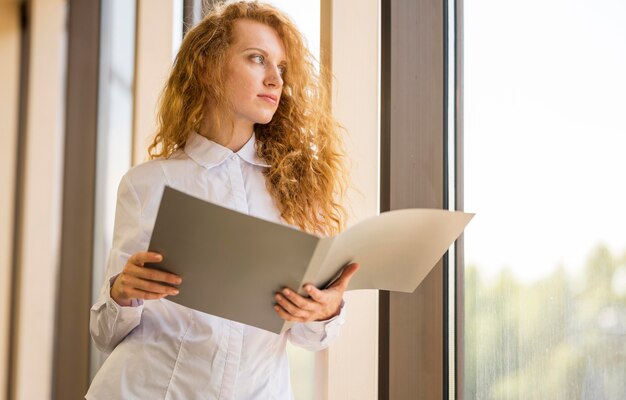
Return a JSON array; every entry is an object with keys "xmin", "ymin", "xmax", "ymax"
[{"xmin": 110, "ymin": 251, "xmax": 182, "ymax": 306}]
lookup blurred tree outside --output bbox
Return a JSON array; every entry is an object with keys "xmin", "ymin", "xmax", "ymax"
[{"xmin": 465, "ymin": 245, "xmax": 626, "ymax": 399}]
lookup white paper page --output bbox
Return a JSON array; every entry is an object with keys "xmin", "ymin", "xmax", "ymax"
[{"xmin": 312, "ymin": 209, "xmax": 474, "ymax": 293}]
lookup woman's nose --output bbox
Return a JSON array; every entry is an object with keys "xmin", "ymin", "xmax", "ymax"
[{"xmin": 264, "ymin": 65, "xmax": 283, "ymax": 88}]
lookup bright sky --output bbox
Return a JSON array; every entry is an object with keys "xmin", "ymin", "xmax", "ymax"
[{"xmin": 464, "ymin": 0, "xmax": 626, "ymax": 282}]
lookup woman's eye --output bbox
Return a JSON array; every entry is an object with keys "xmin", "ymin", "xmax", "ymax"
[{"xmin": 251, "ymin": 54, "xmax": 285, "ymax": 76}]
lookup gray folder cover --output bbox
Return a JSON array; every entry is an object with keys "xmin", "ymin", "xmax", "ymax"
[{"xmin": 147, "ymin": 186, "xmax": 473, "ymax": 334}]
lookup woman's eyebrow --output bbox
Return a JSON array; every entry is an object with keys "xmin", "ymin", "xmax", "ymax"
[{"xmin": 242, "ymin": 47, "xmax": 287, "ymax": 64}]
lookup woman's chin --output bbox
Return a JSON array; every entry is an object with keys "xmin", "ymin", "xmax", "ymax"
[{"xmin": 256, "ymin": 115, "xmax": 276, "ymax": 125}]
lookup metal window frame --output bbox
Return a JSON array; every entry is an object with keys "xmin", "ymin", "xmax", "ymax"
[{"xmin": 379, "ymin": 0, "xmax": 463, "ymax": 398}]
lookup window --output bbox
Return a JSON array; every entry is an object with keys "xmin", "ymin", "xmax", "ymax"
[
  {"xmin": 464, "ymin": 0, "xmax": 626, "ymax": 397},
  {"xmin": 90, "ymin": 0, "xmax": 136, "ymax": 379}
]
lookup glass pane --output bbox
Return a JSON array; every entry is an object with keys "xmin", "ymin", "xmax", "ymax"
[
  {"xmin": 464, "ymin": 0, "xmax": 626, "ymax": 398},
  {"xmin": 90, "ymin": 0, "xmax": 136, "ymax": 379}
]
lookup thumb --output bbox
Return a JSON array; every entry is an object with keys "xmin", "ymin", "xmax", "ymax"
[{"xmin": 333, "ymin": 263, "xmax": 360, "ymax": 290}]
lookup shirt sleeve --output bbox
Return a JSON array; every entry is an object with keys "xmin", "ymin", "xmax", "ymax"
[
  {"xmin": 286, "ymin": 300, "xmax": 346, "ymax": 351},
  {"xmin": 89, "ymin": 174, "xmax": 146, "ymax": 354}
]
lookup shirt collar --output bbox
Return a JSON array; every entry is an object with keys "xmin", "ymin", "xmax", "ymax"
[
  {"xmin": 184, "ymin": 131, "xmax": 271, "ymax": 169},
  {"xmin": 237, "ymin": 132, "xmax": 271, "ymax": 168}
]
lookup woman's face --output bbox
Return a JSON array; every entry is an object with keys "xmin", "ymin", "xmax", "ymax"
[{"xmin": 223, "ymin": 19, "xmax": 286, "ymax": 129}]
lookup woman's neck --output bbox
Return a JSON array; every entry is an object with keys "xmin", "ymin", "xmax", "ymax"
[{"xmin": 198, "ymin": 115, "xmax": 254, "ymax": 152}]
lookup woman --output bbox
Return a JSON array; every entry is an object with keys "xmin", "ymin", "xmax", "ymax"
[{"xmin": 87, "ymin": 1, "xmax": 358, "ymax": 399}]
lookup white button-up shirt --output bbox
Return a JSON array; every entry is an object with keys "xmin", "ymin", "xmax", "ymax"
[{"xmin": 87, "ymin": 132, "xmax": 345, "ymax": 400}]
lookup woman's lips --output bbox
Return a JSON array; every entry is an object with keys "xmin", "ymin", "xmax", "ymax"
[{"xmin": 258, "ymin": 95, "xmax": 278, "ymax": 105}]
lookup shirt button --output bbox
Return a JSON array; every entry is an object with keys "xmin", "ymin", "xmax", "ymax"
[{"xmin": 231, "ymin": 154, "xmax": 238, "ymax": 160}]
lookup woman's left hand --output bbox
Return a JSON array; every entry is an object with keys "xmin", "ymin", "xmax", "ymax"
[{"xmin": 274, "ymin": 263, "xmax": 360, "ymax": 322}]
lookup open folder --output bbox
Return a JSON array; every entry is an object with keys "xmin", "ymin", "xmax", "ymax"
[{"xmin": 147, "ymin": 186, "xmax": 473, "ymax": 334}]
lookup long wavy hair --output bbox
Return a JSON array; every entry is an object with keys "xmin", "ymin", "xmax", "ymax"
[{"xmin": 148, "ymin": 1, "xmax": 348, "ymax": 236}]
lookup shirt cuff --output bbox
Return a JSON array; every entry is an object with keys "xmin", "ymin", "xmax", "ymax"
[
  {"xmin": 105, "ymin": 274, "xmax": 144, "ymax": 312},
  {"xmin": 301, "ymin": 299, "xmax": 346, "ymax": 336}
]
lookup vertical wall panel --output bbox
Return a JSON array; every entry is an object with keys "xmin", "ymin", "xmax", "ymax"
[
  {"xmin": 11, "ymin": 0, "xmax": 67, "ymax": 399},
  {"xmin": 325, "ymin": 0, "xmax": 380, "ymax": 398},
  {"xmin": 53, "ymin": 0, "xmax": 100, "ymax": 398},
  {"xmin": 0, "ymin": 2, "xmax": 21, "ymax": 398},
  {"xmin": 133, "ymin": 0, "xmax": 176, "ymax": 165}
]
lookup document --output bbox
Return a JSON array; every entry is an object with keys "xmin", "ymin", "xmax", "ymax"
[{"xmin": 147, "ymin": 186, "xmax": 473, "ymax": 334}]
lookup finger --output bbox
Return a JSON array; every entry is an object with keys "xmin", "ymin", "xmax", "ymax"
[
  {"xmin": 303, "ymin": 284, "xmax": 326, "ymax": 303},
  {"xmin": 331, "ymin": 263, "xmax": 360, "ymax": 291},
  {"xmin": 128, "ymin": 251, "xmax": 163, "ymax": 266},
  {"xmin": 126, "ymin": 287, "xmax": 169, "ymax": 301},
  {"xmin": 274, "ymin": 305, "xmax": 306, "ymax": 323},
  {"xmin": 281, "ymin": 288, "xmax": 316, "ymax": 310},
  {"xmin": 275, "ymin": 293, "xmax": 310, "ymax": 319},
  {"xmin": 126, "ymin": 263, "xmax": 182, "ymax": 286},
  {"xmin": 122, "ymin": 274, "xmax": 180, "ymax": 296}
]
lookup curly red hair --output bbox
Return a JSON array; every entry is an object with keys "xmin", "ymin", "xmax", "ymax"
[{"xmin": 149, "ymin": 1, "xmax": 348, "ymax": 236}]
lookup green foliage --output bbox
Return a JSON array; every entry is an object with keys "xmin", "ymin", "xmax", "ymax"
[{"xmin": 465, "ymin": 245, "xmax": 626, "ymax": 399}]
